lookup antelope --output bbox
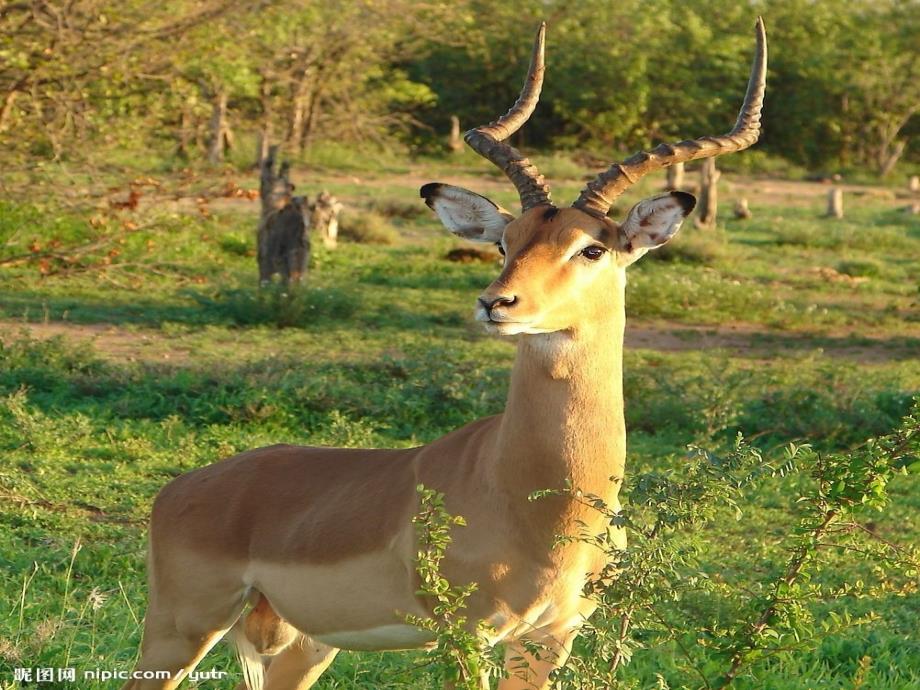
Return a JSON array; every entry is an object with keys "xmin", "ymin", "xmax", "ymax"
[{"xmin": 122, "ymin": 18, "xmax": 766, "ymax": 690}]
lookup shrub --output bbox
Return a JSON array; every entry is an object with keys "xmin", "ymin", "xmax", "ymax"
[
  {"xmin": 368, "ymin": 197, "xmax": 428, "ymax": 221},
  {"xmin": 530, "ymin": 152, "xmax": 588, "ymax": 180},
  {"xmin": 770, "ymin": 217, "xmax": 914, "ymax": 253},
  {"xmin": 338, "ymin": 210, "xmax": 400, "ymax": 245},
  {"xmin": 645, "ymin": 231, "xmax": 726, "ymax": 265},
  {"xmin": 217, "ymin": 233, "xmax": 253, "ymax": 257},
  {"xmin": 423, "ymin": 407, "xmax": 920, "ymax": 690},
  {"xmin": 554, "ymin": 412, "xmax": 920, "ymax": 689},
  {"xmin": 837, "ymin": 258, "xmax": 882, "ymax": 278}
]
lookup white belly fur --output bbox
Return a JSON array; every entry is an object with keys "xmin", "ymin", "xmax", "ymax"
[
  {"xmin": 245, "ymin": 552, "xmax": 429, "ymax": 645},
  {"xmin": 314, "ymin": 624, "xmax": 437, "ymax": 651}
]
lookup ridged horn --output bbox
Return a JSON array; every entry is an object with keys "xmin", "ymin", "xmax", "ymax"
[
  {"xmin": 464, "ymin": 23, "xmax": 553, "ymax": 212},
  {"xmin": 573, "ymin": 17, "xmax": 768, "ymax": 218}
]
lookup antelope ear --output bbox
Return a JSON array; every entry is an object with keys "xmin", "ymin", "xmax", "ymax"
[
  {"xmin": 617, "ymin": 192, "xmax": 696, "ymax": 265},
  {"xmin": 420, "ymin": 183, "xmax": 514, "ymax": 243}
]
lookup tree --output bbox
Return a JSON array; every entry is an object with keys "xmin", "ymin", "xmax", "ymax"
[
  {"xmin": 0, "ymin": 1, "xmax": 237, "ymax": 159},
  {"xmin": 844, "ymin": 2, "xmax": 919, "ymax": 175}
]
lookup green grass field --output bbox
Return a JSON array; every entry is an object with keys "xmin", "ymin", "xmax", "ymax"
[{"xmin": 1, "ymin": 157, "xmax": 919, "ymax": 689}]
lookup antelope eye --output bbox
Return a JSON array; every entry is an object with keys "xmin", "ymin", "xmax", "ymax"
[
  {"xmin": 580, "ymin": 246, "xmax": 606, "ymax": 261},
  {"xmin": 496, "ymin": 243, "xmax": 506, "ymax": 256}
]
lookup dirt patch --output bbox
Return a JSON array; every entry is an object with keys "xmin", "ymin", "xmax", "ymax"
[
  {"xmin": 625, "ymin": 322, "xmax": 918, "ymax": 363},
  {"xmin": 116, "ymin": 170, "xmax": 906, "ymax": 221},
  {"xmin": 0, "ymin": 321, "xmax": 191, "ymax": 363}
]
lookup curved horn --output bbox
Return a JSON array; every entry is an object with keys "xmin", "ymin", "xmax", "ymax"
[
  {"xmin": 573, "ymin": 17, "xmax": 768, "ymax": 219},
  {"xmin": 464, "ymin": 22, "xmax": 552, "ymax": 212}
]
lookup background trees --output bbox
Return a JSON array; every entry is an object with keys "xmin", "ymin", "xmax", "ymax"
[{"xmin": 1, "ymin": 0, "xmax": 917, "ymax": 175}]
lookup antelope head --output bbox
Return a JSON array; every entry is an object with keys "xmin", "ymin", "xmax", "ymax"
[{"xmin": 422, "ymin": 19, "xmax": 767, "ymax": 336}]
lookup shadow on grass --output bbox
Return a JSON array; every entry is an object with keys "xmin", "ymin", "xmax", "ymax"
[
  {"xmin": 1, "ymin": 334, "xmax": 916, "ymax": 454},
  {"xmin": 625, "ymin": 325, "xmax": 920, "ymax": 363},
  {"xmin": 0, "ymin": 334, "xmax": 508, "ymax": 442},
  {"xmin": 0, "ymin": 285, "xmax": 470, "ymax": 333}
]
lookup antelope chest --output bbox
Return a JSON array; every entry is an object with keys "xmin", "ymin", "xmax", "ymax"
[{"xmin": 482, "ymin": 545, "xmax": 608, "ymax": 643}]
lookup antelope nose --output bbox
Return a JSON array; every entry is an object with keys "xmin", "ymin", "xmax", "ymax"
[{"xmin": 479, "ymin": 295, "xmax": 517, "ymax": 314}]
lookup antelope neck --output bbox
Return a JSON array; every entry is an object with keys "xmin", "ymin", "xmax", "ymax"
[{"xmin": 492, "ymin": 303, "xmax": 627, "ymax": 509}]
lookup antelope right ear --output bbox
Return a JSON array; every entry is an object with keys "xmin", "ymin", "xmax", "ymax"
[
  {"xmin": 616, "ymin": 191, "xmax": 696, "ymax": 265},
  {"xmin": 420, "ymin": 183, "xmax": 515, "ymax": 243}
]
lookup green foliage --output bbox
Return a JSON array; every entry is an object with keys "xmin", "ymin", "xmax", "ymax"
[
  {"xmin": 3, "ymin": 1, "xmax": 917, "ymax": 173},
  {"xmin": 407, "ymin": 486, "xmax": 501, "ymax": 689},
  {"xmin": 542, "ymin": 412, "xmax": 920, "ymax": 689},
  {"xmin": 529, "ymin": 152, "xmax": 592, "ymax": 181},
  {"xmin": 368, "ymin": 197, "xmax": 430, "ymax": 221},
  {"xmin": 623, "ymin": 355, "xmax": 916, "ymax": 450},
  {"xmin": 338, "ymin": 210, "xmax": 401, "ymax": 245},
  {"xmin": 644, "ymin": 232, "xmax": 726, "ymax": 265},
  {"xmin": 837, "ymin": 258, "xmax": 883, "ymax": 278}
]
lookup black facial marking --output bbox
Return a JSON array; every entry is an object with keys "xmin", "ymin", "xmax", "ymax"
[{"xmin": 542, "ymin": 206, "xmax": 560, "ymax": 221}]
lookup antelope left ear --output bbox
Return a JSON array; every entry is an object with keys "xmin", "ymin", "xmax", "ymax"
[
  {"xmin": 420, "ymin": 183, "xmax": 515, "ymax": 243},
  {"xmin": 616, "ymin": 191, "xmax": 696, "ymax": 265}
]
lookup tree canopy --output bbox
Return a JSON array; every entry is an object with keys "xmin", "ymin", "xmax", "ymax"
[{"xmin": 1, "ymin": 0, "xmax": 917, "ymax": 174}]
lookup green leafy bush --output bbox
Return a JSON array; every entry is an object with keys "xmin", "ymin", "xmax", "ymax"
[
  {"xmin": 416, "ymin": 410, "xmax": 920, "ymax": 689},
  {"xmin": 338, "ymin": 210, "xmax": 401, "ymax": 245},
  {"xmin": 369, "ymin": 197, "xmax": 429, "ymax": 221},
  {"xmin": 645, "ymin": 232, "xmax": 726, "ymax": 265},
  {"xmin": 837, "ymin": 259, "xmax": 882, "ymax": 278}
]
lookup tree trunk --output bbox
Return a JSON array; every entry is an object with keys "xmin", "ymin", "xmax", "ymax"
[
  {"xmin": 839, "ymin": 92, "xmax": 852, "ymax": 168},
  {"xmin": 260, "ymin": 145, "xmax": 279, "ymax": 217},
  {"xmin": 909, "ymin": 175, "xmax": 919, "ymax": 194},
  {"xmin": 0, "ymin": 89, "xmax": 19, "ymax": 133},
  {"xmin": 256, "ymin": 132, "xmax": 271, "ymax": 169},
  {"xmin": 878, "ymin": 140, "xmax": 906, "ymax": 178},
  {"xmin": 448, "ymin": 115, "xmax": 463, "ymax": 154},
  {"xmin": 176, "ymin": 103, "xmax": 194, "ymax": 159},
  {"xmin": 223, "ymin": 118, "xmax": 235, "ymax": 151},
  {"xmin": 288, "ymin": 70, "xmax": 314, "ymax": 154},
  {"xmin": 665, "ymin": 162, "xmax": 685, "ymax": 191},
  {"xmin": 289, "ymin": 95, "xmax": 307, "ymax": 154},
  {"xmin": 694, "ymin": 159, "xmax": 720, "ymax": 229},
  {"xmin": 258, "ymin": 146, "xmax": 308, "ymax": 286},
  {"xmin": 302, "ymin": 87, "xmax": 322, "ymax": 151},
  {"xmin": 255, "ymin": 78, "xmax": 273, "ymax": 168},
  {"xmin": 826, "ymin": 188, "xmax": 844, "ymax": 219},
  {"xmin": 207, "ymin": 90, "xmax": 228, "ymax": 165},
  {"xmin": 0, "ymin": 77, "xmax": 28, "ymax": 133}
]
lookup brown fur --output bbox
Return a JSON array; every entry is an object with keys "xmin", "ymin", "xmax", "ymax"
[{"xmin": 154, "ymin": 444, "xmax": 417, "ymax": 564}]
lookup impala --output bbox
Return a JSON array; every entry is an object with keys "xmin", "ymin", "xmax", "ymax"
[{"xmin": 123, "ymin": 18, "xmax": 767, "ymax": 690}]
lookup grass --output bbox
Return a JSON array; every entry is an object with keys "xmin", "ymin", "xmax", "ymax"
[{"xmin": 1, "ymin": 155, "xmax": 919, "ymax": 689}]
